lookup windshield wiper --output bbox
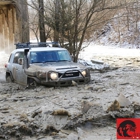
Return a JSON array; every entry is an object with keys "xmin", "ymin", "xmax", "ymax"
[
  {"xmin": 43, "ymin": 60, "xmax": 58, "ymax": 63},
  {"xmin": 58, "ymin": 60, "xmax": 71, "ymax": 62},
  {"xmin": 32, "ymin": 61, "xmax": 43, "ymax": 63}
]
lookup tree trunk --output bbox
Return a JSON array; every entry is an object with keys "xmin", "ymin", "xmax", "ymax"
[
  {"xmin": 38, "ymin": 0, "xmax": 46, "ymax": 42},
  {"xmin": 54, "ymin": 0, "xmax": 60, "ymax": 42}
]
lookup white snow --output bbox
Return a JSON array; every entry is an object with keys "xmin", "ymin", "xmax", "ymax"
[
  {"xmin": 0, "ymin": 51, "xmax": 9, "ymax": 68},
  {"xmin": 80, "ymin": 43, "xmax": 140, "ymax": 60}
]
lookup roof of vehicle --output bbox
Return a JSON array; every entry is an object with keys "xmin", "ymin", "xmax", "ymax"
[
  {"xmin": 29, "ymin": 47, "xmax": 67, "ymax": 51},
  {"xmin": 11, "ymin": 47, "xmax": 67, "ymax": 54}
]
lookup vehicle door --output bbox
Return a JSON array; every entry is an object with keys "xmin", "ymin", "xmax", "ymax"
[{"xmin": 12, "ymin": 52, "xmax": 27, "ymax": 86}]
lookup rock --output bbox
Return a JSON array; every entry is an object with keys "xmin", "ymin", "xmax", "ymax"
[
  {"xmin": 77, "ymin": 127, "xmax": 85, "ymax": 137},
  {"xmin": 117, "ymin": 93, "xmax": 131, "ymax": 107},
  {"xmin": 32, "ymin": 110, "xmax": 42, "ymax": 118},
  {"xmin": 38, "ymin": 136, "xmax": 53, "ymax": 140},
  {"xmin": 36, "ymin": 111, "xmax": 69, "ymax": 131},
  {"xmin": 19, "ymin": 125, "xmax": 32, "ymax": 135},
  {"xmin": 67, "ymin": 133, "xmax": 79, "ymax": 140},
  {"xmin": 19, "ymin": 113, "xmax": 29, "ymax": 122},
  {"xmin": 134, "ymin": 111, "xmax": 140, "ymax": 118},
  {"xmin": 106, "ymin": 100, "xmax": 120, "ymax": 112},
  {"xmin": 1, "ymin": 110, "xmax": 9, "ymax": 113},
  {"xmin": 82, "ymin": 96, "xmax": 91, "ymax": 99},
  {"xmin": 93, "ymin": 85, "xmax": 104, "ymax": 91},
  {"xmin": 0, "ymin": 107, "xmax": 10, "ymax": 110},
  {"xmin": 60, "ymin": 129, "xmax": 72, "ymax": 135},
  {"xmin": 132, "ymin": 101, "xmax": 140, "ymax": 111},
  {"xmin": 50, "ymin": 131, "xmax": 58, "ymax": 136},
  {"xmin": 1, "ymin": 121, "xmax": 34, "ymax": 137},
  {"xmin": 51, "ymin": 109, "xmax": 70, "ymax": 116},
  {"xmin": 109, "ymin": 106, "xmax": 134, "ymax": 118},
  {"xmin": 84, "ymin": 85, "xmax": 93, "ymax": 90},
  {"xmin": 91, "ymin": 59, "xmax": 104, "ymax": 64},
  {"xmin": 3, "ymin": 122, "xmax": 24, "ymax": 128},
  {"xmin": 44, "ymin": 125, "xmax": 59, "ymax": 134},
  {"xmin": 58, "ymin": 131, "xmax": 67, "ymax": 138},
  {"xmin": 119, "ymin": 82, "xmax": 129, "ymax": 85},
  {"xmin": 81, "ymin": 101, "xmax": 92, "ymax": 114},
  {"xmin": 0, "ymin": 135, "xmax": 5, "ymax": 139},
  {"xmin": 72, "ymin": 80, "xmax": 78, "ymax": 86}
]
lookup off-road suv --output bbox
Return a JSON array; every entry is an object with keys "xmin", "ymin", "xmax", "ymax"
[{"xmin": 5, "ymin": 42, "xmax": 90, "ymax": 87}]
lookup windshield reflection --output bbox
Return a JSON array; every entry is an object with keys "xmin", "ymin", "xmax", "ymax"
[{"xmin": 30, "ymin": 50, "xmax": 72, "ymax": 63}]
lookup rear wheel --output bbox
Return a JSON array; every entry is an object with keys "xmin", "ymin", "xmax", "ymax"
[{"xmin": 6, "ymin": 74, "xmax": 13, "ymax": 83}]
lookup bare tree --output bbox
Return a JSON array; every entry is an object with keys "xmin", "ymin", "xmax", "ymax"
[
  {"xmin": 14, "ymin": 0, "xmax": 29, "ymax": 43},
  {"xmin": 38, "ymin": 0, "xmax": 46, "ymax": 42},
  {"xmin": 105, "ymin": 0, "xmax": 140, "ymax": 47},
  {"xmin": 28, "ymin": 9, "xmax": 39, "ymax": 41},
  {"xmin": 28, "ymin": 0, "xmax": 137, "ymax": 61},
  {"xmin": 44, "ymin": 0, "xmax": 129, "ymax": 61},
  {"xmin": 28, "ymin": 0, "xmax": 53, "ymax": 41}
]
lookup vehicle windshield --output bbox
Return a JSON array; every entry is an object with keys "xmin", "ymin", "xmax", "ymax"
[{"xmin": 30, "ymin": 50, "xmax": 72, "ymax": 63}]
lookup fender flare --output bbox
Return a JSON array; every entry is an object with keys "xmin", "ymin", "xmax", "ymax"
[{"xmin": 6, "ymin": 71, "xmax": 14, "ymax": 81}]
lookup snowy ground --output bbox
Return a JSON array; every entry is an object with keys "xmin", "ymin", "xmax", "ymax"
[{"xmin": 80, "ymin": 43, "xmax": 140, "ymax": 60}]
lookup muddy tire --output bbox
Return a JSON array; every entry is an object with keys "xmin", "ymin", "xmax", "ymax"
[
  {"xmin": 27, "ymin": 78, "xmax": 38, "ymax": 88},
  {"xmin": 6, "ymin": 75, "xmax": 12, "ymax": 83},
  {"xmin": 30, "ymin": 80, "xmax": 38, "ymax": 87}
]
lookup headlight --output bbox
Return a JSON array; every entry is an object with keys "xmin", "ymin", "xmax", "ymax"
[
  {"xmin": 50, "ymin": 72, "xmax": 58, "ymax": 80},
  {"xmin": 81, "ymin": 70, "xmax": 86, "ymax": 77}
]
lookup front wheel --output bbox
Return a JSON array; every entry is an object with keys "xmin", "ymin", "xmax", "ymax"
[
  {"xmin": 27, "ymin": 78, "xmax": 38, "ymax": 88},
  {"xmin": 30, "ymin": 80, "xmax": 38, "ymax": 87}
]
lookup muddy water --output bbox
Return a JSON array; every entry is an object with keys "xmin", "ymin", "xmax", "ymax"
[
  {"xmin": 0, "ymin": 67, "xmax": 140, "ymax": 139},
  {"xmin": 1, "ymin": 53, "xmax": 140, "ymax": 140},
  {"xmin": 0, "ymin": 68, "xmax": 6, "ymax": 82}
]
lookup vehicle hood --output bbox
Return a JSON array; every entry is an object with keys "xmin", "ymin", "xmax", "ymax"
[{"xmin": 26, "ymin": 61, "xmax": 86, "ymax": 73}]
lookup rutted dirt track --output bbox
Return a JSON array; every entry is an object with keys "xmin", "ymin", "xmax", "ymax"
[{"xmin": 0, "ymin": 52, "xmax": 140, "ymax": 140}]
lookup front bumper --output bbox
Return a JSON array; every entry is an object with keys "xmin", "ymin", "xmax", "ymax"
[
  {"xmin": 40, "ymin": 76, "xmax": 90, "ymax": 86},
  {"xmin": 34, "ymin": 69, "xmax": 91, "ymax": 86}
]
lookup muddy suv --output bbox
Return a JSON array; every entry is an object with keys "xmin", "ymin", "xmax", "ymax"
[{"xmin": 5, "ymin": 42, "xmax": 90, "ymax": 87}]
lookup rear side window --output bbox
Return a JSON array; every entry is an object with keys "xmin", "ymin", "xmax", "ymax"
[
  {"xmin": 8, "ymin": 54, "xmax": 12, "ymax": 62},
  {"xmin": 13, "ymin": 52, "xmax": 24, "ymax": 64}
]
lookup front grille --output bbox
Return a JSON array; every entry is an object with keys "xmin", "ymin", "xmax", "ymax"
[{"xmin": 59, "ymin": 71, "xmax": 79, "ymax": 78}]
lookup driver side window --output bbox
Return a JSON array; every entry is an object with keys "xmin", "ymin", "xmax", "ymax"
[{"xmin": 13, "ymin": 52, "xmax": 24, "ymax": 64}]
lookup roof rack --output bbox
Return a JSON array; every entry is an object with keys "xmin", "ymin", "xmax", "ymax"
[{"xmin": 15, "ymin": 42, "xmax": 61, "ymax": 49}]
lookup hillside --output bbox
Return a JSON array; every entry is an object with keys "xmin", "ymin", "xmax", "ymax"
[{"xmin": 93, "ymin": 8, "xmax": 140, "ymax": 48}]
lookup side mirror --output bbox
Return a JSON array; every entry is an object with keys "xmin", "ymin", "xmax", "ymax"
[{"xmin": 18, "ymin": 58, "xmax": 23, "ymax": 65}]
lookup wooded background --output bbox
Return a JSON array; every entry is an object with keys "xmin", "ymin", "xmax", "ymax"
[{"xmin": 29, "ymin": 0, "xmax": 140, "ymax": 61}]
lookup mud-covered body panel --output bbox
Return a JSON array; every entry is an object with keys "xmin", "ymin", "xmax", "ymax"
[{"xmin": 25, "ymin": 61, "xmax": 85, "ymax": 74}]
